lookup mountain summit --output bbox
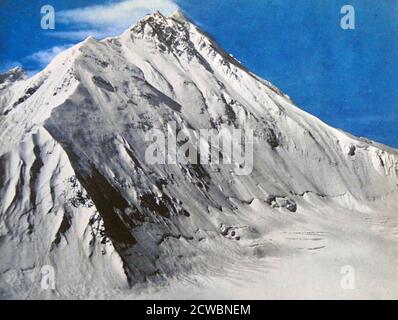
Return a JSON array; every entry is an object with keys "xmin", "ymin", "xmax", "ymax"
[{"xmin": 0, "ymin": 11, "xmax": 397, "ymax": 299}]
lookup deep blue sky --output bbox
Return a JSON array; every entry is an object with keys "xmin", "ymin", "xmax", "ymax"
[{"xmin": 1, "ymin": 0, "xmax": 397, "ymax": 147}]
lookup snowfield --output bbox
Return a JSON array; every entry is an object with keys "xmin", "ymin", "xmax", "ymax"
[{"xmin": 0, "ymin": 10, "xmax": 397, "ymax": 299}]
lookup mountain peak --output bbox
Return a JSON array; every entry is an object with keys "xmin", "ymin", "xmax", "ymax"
[
  {"xmin": 128, "ymin": 8, "xmax": 194, "ymax": 53},
  {"xmin": 169, "ymin": 9, "xmax": 190, "ymax": 23},
  {"xmin": 0, "ymin": 66, "xmax": 26, "ymax": 85},
  {"xmin": 139, "ymin": 10, "xmax": 167, "ymax": 23},
  {"xmin": 132, "ymin": 9, "xmax": 190, "ymax": 32}
]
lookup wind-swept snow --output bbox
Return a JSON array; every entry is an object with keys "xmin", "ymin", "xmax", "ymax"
[{"xmin": 0, "ymin": 11, "xmax": 397, "ymax": 299}]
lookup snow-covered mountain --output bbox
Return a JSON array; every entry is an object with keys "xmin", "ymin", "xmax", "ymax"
[{"xmin": 0, "ymin": 11, "xmax": 397, "ymax": 299}]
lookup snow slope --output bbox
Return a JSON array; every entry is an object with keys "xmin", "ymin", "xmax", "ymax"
[{"xmin": 0, "ymin": 11, "xmax": 397, "ymax": 299}]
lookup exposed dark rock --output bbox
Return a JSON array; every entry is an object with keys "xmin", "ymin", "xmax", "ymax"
[
  {"xmin": 29, "ymin": 145, "xmax": 44, "ymax": 208},
  {"xmin": 69, "ymin": 189, "xmax": 93, "ymax": 208},
  {"xmin": 266, "ymin": 128, "xmax": 279, "ymax": 149},
  {"xmin": 140, "ymin": 192, "xmax": 172, "ymax": 218},
  {"xmin": 80, "ymin": 166, "xmax": 138, "ymax": 245},
  {"xmin": 378, "ymin": 154, "xmax": 385, "ymax": 167},
  {"xmin": 0, "ymin": 155, "xmax": 6, "ymax": 190},
  {"xmin": 348, "ymin": 145, "xmax": 356, "ymax": 156},
  {"xmin": 11, "ymin": 85, "xmax": 40, "ymax": 109},
  {"xmin": 221, "ymin": 95, "xmax": 237, "ymax": 125},
  {"xmin": 219, "ymin": 224, "xmax": 241, "ymax": 240},
  {"xmin": 266, "ymin": 195, "xmax": 297, "ymax": 212},
  {"xmin": 52, "ymin": 214, "xmax": 71, "ymax": 247},
  {"xmin": 0, "ymin": 67, "xmax": 26, "ymax": 84},
  {"xmin": 92, "ymin": 76, "xmax": 115, "ymax": 92}
]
